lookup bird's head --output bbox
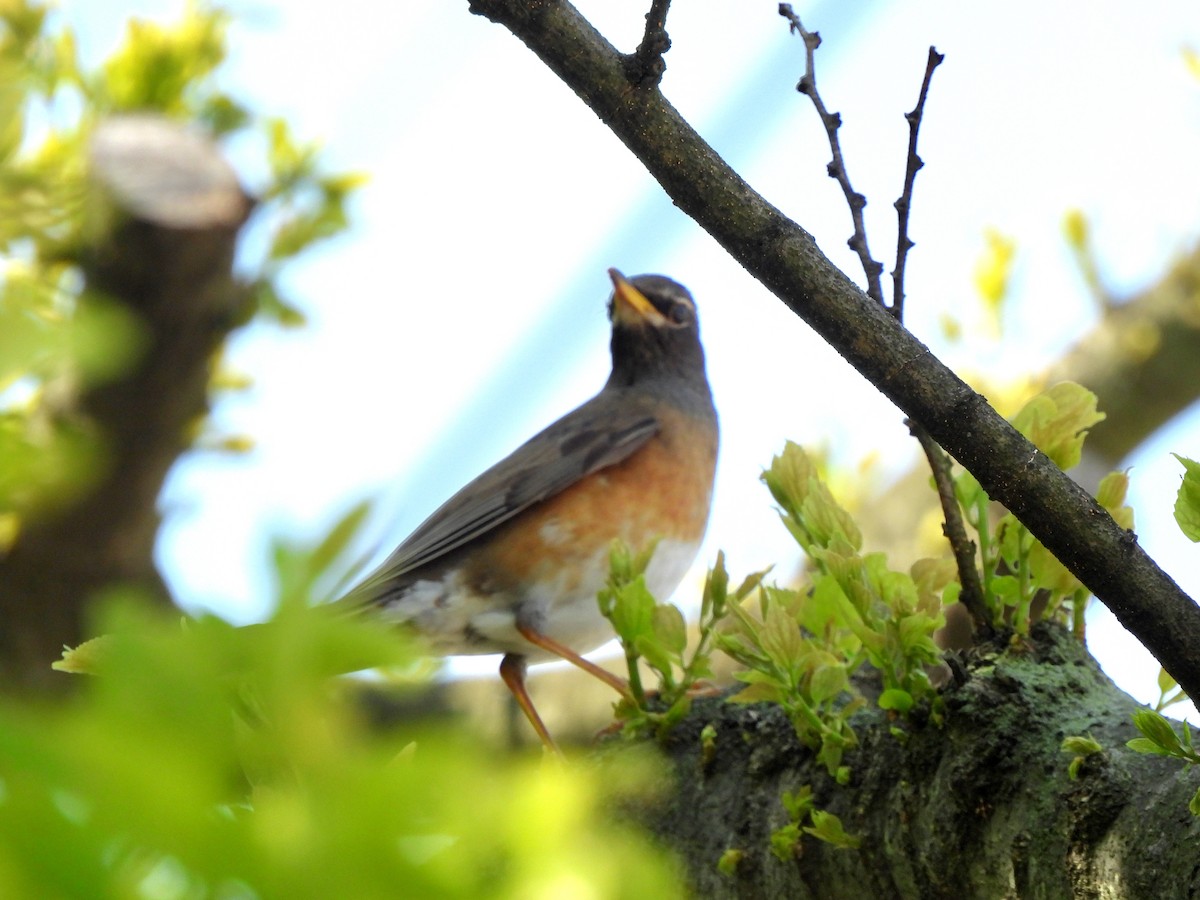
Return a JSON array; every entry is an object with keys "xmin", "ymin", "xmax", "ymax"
[{"xmin": 606, "ymin": 268, "xmax": 708, "ymax": 390}]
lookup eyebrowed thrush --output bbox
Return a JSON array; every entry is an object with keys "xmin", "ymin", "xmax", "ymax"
[{"xmin": 344, "ymin": 269, "xmax": 718, "ymax": 751}]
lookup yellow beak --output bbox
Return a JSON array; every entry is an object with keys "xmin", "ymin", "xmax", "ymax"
[{"xmin": 609, "ymin": 268, "xmax": 667, "ymax": 326}]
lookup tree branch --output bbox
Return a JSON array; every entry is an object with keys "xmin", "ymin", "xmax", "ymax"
[
  {"xmin": 1049, "ymin": 244, "xmax": 1200, "ymax": 470},
  {"xmin": 909, "ymin": 420, "xmax": 990, "ymax": 633},
  {"xmin": 466, "ymin": 0, "xmax": 1200, "ymax": 700},
  {"xmin": 630, "ymin": 0, "xmax": 672, "ymax": 87},
  {"xmin": 650, "ymin": 625, "xmax": 1198, "ymax": 897},
  {"xmin": 892, "ymin": 46, "xmax": 943, "ymax": 322},
  {"xmin": 0, "ymin": 115, "xmax": 251, "ymax": 690},
  {"xmin": 778, "ymin": 4, "xmax": 885, "ymax": 306}
]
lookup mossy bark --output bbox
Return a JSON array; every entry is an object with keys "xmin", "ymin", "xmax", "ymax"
[{"xmin": 643, "ymin": 624, "xmax": 1200, "ymax": 899}]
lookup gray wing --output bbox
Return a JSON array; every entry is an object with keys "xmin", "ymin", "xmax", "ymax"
[{"xmin": 350, "ymin": 393, "xmax": 658, "ymax": 598}]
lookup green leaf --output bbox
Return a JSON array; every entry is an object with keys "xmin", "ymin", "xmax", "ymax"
[
  {"xmin": 1096, "ymin": 470, "xmax": 1134, "ymax": 529},
  {"xmin": 781, "ymin": 785, "xmax": 814, "ymax": 819},
  {"xmin": 1010, "ymin": 382, "xmax": 1104, "ymax": 471},
  {"xmin": 809, "ymin": 663, "xmax": 848, "ymax": 704},
  {"xmin": 701, "ymin": 552, "xmax": 728, "ymax": 622},
  {"xmin": 1061, "ymin": 735, "xmax": 1103, "ymax": 756},
  {"xmin": 1190, "ymin": 788, "xmax": 1200, "ymax": 818},
  {"xmin": 804, "ymin": 810, "xmax": 861, "ymax": 849},
  {"xmin": 762, "ymin": 442, "xmax": 861, "ymax": 553},
  {"xmin": 954, "ymin": 468, "xmax": 987, "ymax": 521},
  {"xmin": 651, "ymin": 603, "xmax": 687, "ymax": 657},
  {"xmin": 606, "ymin": 577, "xmax": 655, "ymax": 644},
  {"xmin": 700, "ymin": 723, "xmax": 718, "ymax": 763},
  {"xmin": 716, "ymin": 848, "xmax": 743, "ymax": 876},
  {"xmin": 306, "ymin": 500, "xmax": 371, "ymax": 589},
  {"xmin": 878, "ymin": 689, "xmax": 914, "ymax": 713},
  {"xmin": 759, "ymin": 600, "xmax": 803, "ymax": 673},
  {"xmin": 1172, "ymin": 454, "xmax": 1200, "ymax": 542},
  {"xmin": 1131, "ymin": 709, "xmax": 1184, "ymax": 755},
  {"xmin": 769, "ymin": 823, "xmax": 801, "ymax": 861},
  {"xmin": 1126, "ymin": 737, "xmax": 1172, "ymax": 756},
  {"xmin": 974, "ymin": 228, "xmax": 1016, "ymax": 328},
  {"xmin": 817, "ymin": 733, "xmax": 847, "ymax": 775}
]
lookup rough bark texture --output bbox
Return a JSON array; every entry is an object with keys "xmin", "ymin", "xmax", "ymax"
[
  {"xmin": 466, "ymin": 0, "xmax": 1200, "ymax": 704},
  {"xmin": 0, "ymin": 115, "xmax": 251, "ymax": 691},
  {"xmin": 643, "ymin": 624, "xmax": 1200, "ymax": 899}
]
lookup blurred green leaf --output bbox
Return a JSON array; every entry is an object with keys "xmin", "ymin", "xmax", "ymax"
[
  {"xmin": 974, "ymin": 228, "xmax": 1015, "ymax": 334},
  {"xmin": 28, "ymin": 516, "xmax": 686, "ymax": 897},
  {"xmin": 100, "ymin": 7, "xmax": 228, "ymax": 115},
  {"xmin": 1172, "ymin": 454, "xmax": 1200, "ymax": 542}
]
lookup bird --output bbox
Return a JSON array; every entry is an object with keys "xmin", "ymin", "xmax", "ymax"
[{"xmin": 343, "ymin": 269, "xmax": 718, "ymax": 752}]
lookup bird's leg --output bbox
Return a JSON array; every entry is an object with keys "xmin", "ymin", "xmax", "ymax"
[
  {"xmin": 515, "ymin": 623, "xmax": 632, "ymax": 700},
  {"xmin": 499, "ymin": 653, "xmax": 560, "ymax": 755}
]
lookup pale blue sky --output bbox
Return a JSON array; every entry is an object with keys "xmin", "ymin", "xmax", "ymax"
[{"xmin": 65, "ymin": 1, "xmax": 1200, "ymax": 712}]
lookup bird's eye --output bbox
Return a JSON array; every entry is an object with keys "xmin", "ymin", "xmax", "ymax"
[{"xmin": 668, "ymin": 303, "xmax": 690, "ymax": 324}]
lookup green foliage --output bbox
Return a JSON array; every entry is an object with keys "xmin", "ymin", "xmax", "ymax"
[
  {"xmin": 599, "ymin": 544, "xmax": 759, "ymax": 739},
  {"xmin": 972, "ymin": 228, "xmax": 1016, "ymax": 335},
  {"xmin": 1061, "ymin": 734, "xmax": 1103, "ymax": 780},
  {"xmin": 1126, "ymin": 709, "xmax": 1200, "ymax": 815},
  {"xmin": 769, "ymin": 786, "xmax": 860, "ymax": 860},
  {"xmin": 716, "ymin": 847, "xmax": 744, "ymax": 876},
  {"xmin": 3, "ymin": 506, "xmax": 685, "ymax": 897},
  {"xmin": 1172, "ymin": 454, "xmax": 1200, "ymax": 542},
  {"xmin": 954, "ymin": 382, "xmax": 1131, "ymax": 637},
  {"xmin": 718, "ymin": 585, "xmax": 861, "ymax": 777},
  {"xmin": 99, "ymin": 5, "xmax": 234, "ymax": 122},
  {"xmin": 716, "ymin": 442, "xmax": 947, "ymax": 775},
  {"xmin": 1062, "ymin": 209, "xmax": 1111, "ymax": 311},
  {"xmin": 1153, "ymin": 666, "xmax": 1188, "ymax": 714},
  {"xmin": 0, "ymin": 1, "xmax": 362, "ymax": 540}
]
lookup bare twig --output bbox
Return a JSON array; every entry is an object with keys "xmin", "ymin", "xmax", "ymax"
[
  {"xmin": 630, "ymin": 0, "xmax": 673, "ymax": 87},
  {"xmin": 779, "ymin": 3, "xmax": 885, "ymax": 306},
  {"xmin": 909, "ymin": 420, "xmax": 991, "ymax": 634},
  {"xmin": 885, "ymin": 46, "xmax": 987, "ymax": 636},
  {"xmin": 892, "ymin": 47, "xmax": 943, "ymax": 322},
  {"xmin": 776, "ymin": 28, "xmax": 976, "ymax": 633}
]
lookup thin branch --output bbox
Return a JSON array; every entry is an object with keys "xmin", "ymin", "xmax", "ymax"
[
  {"xmin": 630, "ymin": 0, "xmax": 673, "ymax": 88},
  {"xmin": 892, "ymin": 47, "xmax": 943, "ymax": 321},
  {"xmin": 468, "ymin": 0, "xmax": 1200, "ymax": 704},
  {"xmin": 884, "ymin": 46, "xmax": 987, "ymax": 638},
  {"xmin": 779, "ymin": 3, "xmax": 885, "ymax": 306},
  {"xmin": 909, "ymin": 420, "xmax": 991, "ymax": 634},
  {"xmin": 776, "ymin": 31, "xmax": 975, "ymax": 631}
]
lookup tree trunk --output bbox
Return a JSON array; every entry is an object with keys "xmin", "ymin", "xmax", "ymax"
[
  {"xmin": 0, "ymin": 116, "xmax": 250, "ymax": 690},
  {"xmin": 644, "ymin": 624, "xmax": 1200, "ymax": 899}
]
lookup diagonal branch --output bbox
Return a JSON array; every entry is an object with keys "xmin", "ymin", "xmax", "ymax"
[{"xmin": 467, "ymin": 0, "xmax": 1200, "ymax": 701}]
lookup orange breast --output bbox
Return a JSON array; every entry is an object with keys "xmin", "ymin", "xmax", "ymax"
[{"xmin": 466, "ymin": 405, "xmax": 718, "ymax": 594}]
